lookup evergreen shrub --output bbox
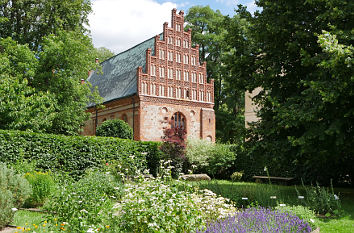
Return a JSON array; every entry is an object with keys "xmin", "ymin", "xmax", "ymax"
[
  {"xmin": 0, "ymin": 130, "xmax": 161, "ymax": 179},
  {"xmin": 96, "ymin": 119, "xmax": 133, "ymax": 139},
  {"xmin": 186, "ymin": 139, "xmax": 235, "ymax": 179}
]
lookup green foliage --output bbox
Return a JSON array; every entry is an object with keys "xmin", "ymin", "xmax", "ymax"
[
  {"xmin": 45, "ymin": 170, "xmax": 122, "ymax": 232},
  {"xmin": 185, "ymin": 6, "xmax": 247, "ymax": 144},
  {"xmin": 230, "ymin": 172, "xmax": 243, "ymax": 182},
  {"xmin": 94, "ymin": 47, "xmax": 115, "ymax": 62},
  {"xmin": 297, "ymin": 181, "xmax": 342, "ymax": 215},
  {"xmin": 0, "ymin": 38, "xmax": 56, "ymax": 132},
  {"xmin": 110, "ymin": 164, "xmax": 235, "ymax": 233},
  {"xmin": 24, "ymin": 171, "xmax": 56, "ymax": 207},
  {"xmin": 242, "ymin": 0, "xmax": 354, "ymax": 185},
  {"xmin": 0, "ymin": 189, "xmax": 13, "ymax": 230},
  {"xmin": 0, "ymin": 0, "xmax": 92, "ymax": 51},
  {"xmin": 276, "ymin": 205, "xmax": 318, "ymax": 229},
  {"xmin": 96, "ymin": 119, "xmax": 133, "ymax": 139},
  {"xmin": 0, "ymin": 163, "xmax": 32, "ymax": 208},
  {"xmin": 186, "ymin": 139, "xmax": 235, "ymax": 179},
  {"xmin": 0, "ymin": 130, "xmax": 161, "ymax": 179}
]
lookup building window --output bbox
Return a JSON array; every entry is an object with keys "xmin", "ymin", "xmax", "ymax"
[
  {"xmin": 159, "ymin": 85, "xmax": 165, "ymax": 96},
  {"xmin": 183, "ymin": 40, "xmax": 189, "ymax": 48},
  {"xmin": 159, "ymin": 50, "xmax": 165, "ymax": 60},
  {"xmin": 199, "ymin": 90, "xmax": 204, "ymax": 101},
  {"xmin": 171, "ymin": 112, "xmax": 185, "ymax": 129},
  {"xmin": 199, "ymin": 73, "xmax": 204, "ymax": 84},
  {"xmin": 150, "ymin": 65, "xmax": 156, "ymax": 76},
  {"xmin": 159, "ymin": 67, "xmax": 165, "ymax": 78},
  {"xmin": 168, "ymin": 51, "xmax": 173, "ymax": 61},
  {"xmin": 176, "ymin": 69, "xmax": 181, "ymax": 80},
  {"xmin": 168, "ymin": 36, "xmax": 173, "ymax": 44},
  {"xmin": 168, "ymin": 86, "xmax": 173, "ymax": 97},
  {"xmin": 207, "ymin": 92, "xmax": 211, "ymax": 102},
  {"xmin": 183, "ymin": 54, "xmax": 189, "ymax": 64},
  {"xmin": 183, "ymin": 71, "xmax": 189, "ymax": 81},
  {"xmin": 176, "ymin": 53, "xmax": 181, "ymax": 63},
  {"xmin": 191, "ymin": 72, "xmax": 196, "ymax": 83},
  {"xmin": 184, "ymin": 89, "xmax": 190, "ymax": 99},
  {"xmin": 176, "ymin": 87, "xmax": 181, "ymax": 98},
  {"xmin": 176, "ymin": 38, "xmax": 181, "ymax": 47},
  {"xmin": 150, "ymin": 83, "xmax": 156, "ymax": 95},
  {"xmin": 176, "ymin": 24, "xmax": 181, "ymax": 32},
  {"xmin": 168, "ymin": 68, "xmax": 173, "ymax": 79},
  {"xmin": 142, "ymin": 82, "xmax": 148, "ymax": 94},
  {"xmin": 191, "ymin": 56, "xmax": 196, "ymax": 66},
  {"xmin": 191, "ymin": 89, "xmax": 197, "ymax": 100}
]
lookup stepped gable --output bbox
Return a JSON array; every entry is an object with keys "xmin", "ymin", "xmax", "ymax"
[{"xmin": 87, "ymin": 34, "xmax": 163, "ymax": 106}]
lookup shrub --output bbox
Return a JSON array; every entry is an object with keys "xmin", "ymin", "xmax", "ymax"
[
  {"xmin": 186, "ymin": 139, "xmax": 235, "ymax": 179},
  {"xmin": 296, "ymin": 181, "xmax": 342, "ymax": 215},
  {"xmin": 0, "ymin": 163, "xmax": 32, "ymax": 208},
  {"xmin": 230, "ymin": 171, "xmax": 243, "ymax": 182},
  {"xmin": 160, "ymin": 126, "xmax": 188, "ymax": 178},
  {"xmin": 197, "ymin": 207, "xmax": 312, "ymax": 233},
  {"xmin": 276, "ymin": 205, "xmax": 318, "ymax": 229},
  {"xmin": 45, "ymin": 170, "xmax": 123, "ymax": 232},
  {"xmin": 111, "ymin": 164, "xmax": 236, "ymax": 232},
  {"xmin": 0, "ymin": 189, "xmax": 14, "ymax": 230},
  {"xmin": 24, "ymin": 171, "xmax": 56, "ymax": 207},
  {"xmin": 0, "ymin": 130, "xmax": 160, "ymax": 179},
  {"xmin": 96, "ymin": 119, "xmax": 133, "ymax": 139}
]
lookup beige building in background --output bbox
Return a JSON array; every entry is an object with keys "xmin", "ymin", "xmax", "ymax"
[{"xmin": 245, "ymin": 87, "xmax": 262, "ymax": 128}]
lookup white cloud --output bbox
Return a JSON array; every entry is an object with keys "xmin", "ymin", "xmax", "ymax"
[
  {"xmin": 245, "ymin": 0, "xmax": 258, "ymax": 14},
  {"xmin": 89, "ymin": 0, "xmax": 177, "ymax": 53}
]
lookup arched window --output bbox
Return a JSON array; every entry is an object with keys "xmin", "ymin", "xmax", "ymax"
[{"xmin": 171, "ymin": 112, "xmax": 186, "ymax": 129}]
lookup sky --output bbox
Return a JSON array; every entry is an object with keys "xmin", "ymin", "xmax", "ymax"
[{"xmin": 88, "ymin": 0, "xmax": 260, "ymax": 54}]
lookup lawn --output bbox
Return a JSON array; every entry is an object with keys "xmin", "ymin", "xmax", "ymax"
[{"xmin": 191, "ymin": 180, "xmax": 354, "ymax": 233}]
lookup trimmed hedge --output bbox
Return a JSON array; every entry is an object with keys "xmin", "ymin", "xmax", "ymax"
[{"xmin": 0, "ymin": 130, "xmax": 162, "ymax": 179}]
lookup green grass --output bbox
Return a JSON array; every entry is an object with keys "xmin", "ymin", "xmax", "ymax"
[
  {"xmin": 190, "ymin": 180, "xmax": 354, "ymax": 233},
  {"xmin": 11, "ymin": 210, "xmax": 45, "ymax": 227}
]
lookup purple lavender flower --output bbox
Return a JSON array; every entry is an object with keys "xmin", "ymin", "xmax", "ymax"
[{"xmin": 197, "ymin": 207, "xmax": 312, "ymax": 233}]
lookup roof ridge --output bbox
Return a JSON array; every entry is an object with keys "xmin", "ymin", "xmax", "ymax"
[{"xmin": 100, "ymin": 32, "xmax": 163, "ymax": 65}]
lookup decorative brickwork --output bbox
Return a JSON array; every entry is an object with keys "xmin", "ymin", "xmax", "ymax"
[{"xmin": 83, "ymin": 9, "xmax": 215, "ymax": 142}]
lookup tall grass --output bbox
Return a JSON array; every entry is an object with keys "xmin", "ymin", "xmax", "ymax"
[{"xmin": 190, "ymin": 180, "xmax": 305, "ymax": 207}]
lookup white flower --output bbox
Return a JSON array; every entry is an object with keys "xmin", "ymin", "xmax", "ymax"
[
  {"xmin": 11, "ymin": 208, "xmax": 18, "ymax": 212},
  {"xmin": 242, "ymin": 197, "xmax": 248, "ymax": 200},
  {"xmin": 270, "ymin": 196, "xmax": 277, "ymax": 199},
  {"xmin": 87, "ymin": 228, "xmax": 95, "ymax": 233},
  {"xmin": 279, "ymin": 204, "xmax": 286, "ymax": 207},
  {"xmin": 310, "ymin": 219, "xmax": 315, "ymax": 223},
  {"xmin": 334, "ymin": 194, "xmax": 339, "ymax": 200},
  {"xmin": 298, "ymin": 195, "xmax": 304, "ymax": 199}
]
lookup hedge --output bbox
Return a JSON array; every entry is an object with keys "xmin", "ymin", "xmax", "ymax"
[{"xmin": 0, "ymin": 130, "xmax": 162, "ymax": 179}]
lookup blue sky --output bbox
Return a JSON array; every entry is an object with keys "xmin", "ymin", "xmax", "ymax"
[{"xmin": 89, "ymin": 0, "xmax": 259, "ymax": 53}]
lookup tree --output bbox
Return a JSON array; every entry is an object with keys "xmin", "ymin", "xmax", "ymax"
[
  {"xmin": 0, "ymin": 0, "xmax": 92, "ymax": 51},
  {"xmin": 34, "ymin": 30, "xmax": 100, "ymax": 135},
  {"xmin": 0, "ymin": 38, "xmax": 56, "ymax": 132},
  {"xmin": 243, "ymin": 0, "xmax": 353, "ymax": 184},
  {"xmin": 185, "ymin": 6, "xmax": 247, "ymax": 143},
  {"xmin": 96, "ymin": 119, "xmax": 133, "ymax": 139},
  {"xmin": 94, "ymin": 47, "xmax": 115, "ymax": 62}
]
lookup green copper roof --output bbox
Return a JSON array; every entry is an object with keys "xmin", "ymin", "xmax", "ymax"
[{"xmin": 88, "ymin": 34, "xmax": 163, "ymax": 106}]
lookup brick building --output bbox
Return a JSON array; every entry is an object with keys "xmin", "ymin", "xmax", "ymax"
[{"xmin": 82, "ymin": 9, "xmax": 215, "ymax": 142}]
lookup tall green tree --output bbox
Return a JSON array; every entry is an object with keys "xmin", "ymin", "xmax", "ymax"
[
  {"xmin": 94, "ymin": 47, "xmax": 115, "ymax": 62},
  {"xmin": 0, "ymin": 0, "xmax": 91, "ymax": 51},
  {"xmin": 0, "ymin": 38, "xmax": 56, "ymax": 132},
  {"xmin": 185, "ymin": 6, "xmax": 247, "ymax": 143},
  {"xmin": 244, "ymin": 0, "xmax": 353, "ymax": 184}
]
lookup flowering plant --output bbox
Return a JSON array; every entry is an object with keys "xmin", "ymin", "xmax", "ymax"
[{"xmin": 197, "ymin": 207, "xmax": 312, "ymax": 233}]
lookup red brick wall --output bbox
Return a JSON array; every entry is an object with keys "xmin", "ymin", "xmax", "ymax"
[{"xmin": 82, "ymin": 9, "xmax": 215, "ymax": 142}]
